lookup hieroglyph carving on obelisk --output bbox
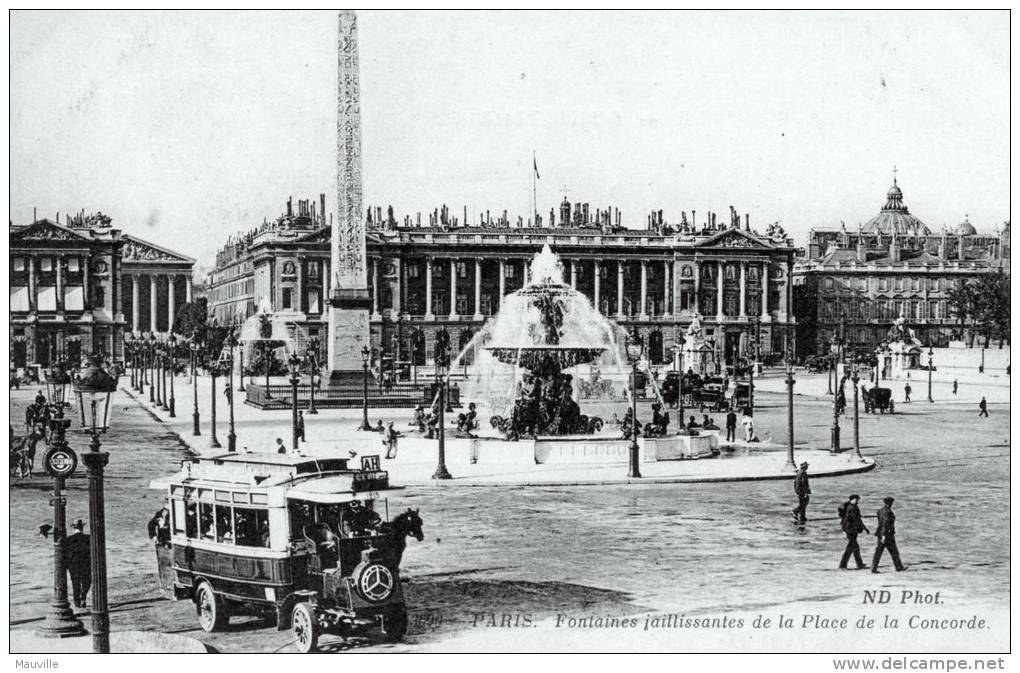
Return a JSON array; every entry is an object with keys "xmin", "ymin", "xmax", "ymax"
[{"xmin": 328, "ymin": 9, "xmax": 372, "ymax": 373}]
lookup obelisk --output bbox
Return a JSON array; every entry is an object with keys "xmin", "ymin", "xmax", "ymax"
[{"xmin": 328, "ymin": 10, "xmax": 372, "ymax": 376}]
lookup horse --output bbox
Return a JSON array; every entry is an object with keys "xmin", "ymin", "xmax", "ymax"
[
  {"xmin": 10, "ymin": 432, "xmax": 39, "ymax": 478},
  {"xmin": 378, "ymin": 508, "xmax": 424, "ymax": 569}
]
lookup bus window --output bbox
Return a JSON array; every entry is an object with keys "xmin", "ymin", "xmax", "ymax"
[
  {"xmin": 171, "ymin": 499, "xmax": 187, "ymax": 535},
  {"xmin": 215, "ymin": 505, "xmax": 234, "ymax": 543},
  {"xmin": 234, "ymin": 507, "xmax": 268, "ymax": 547},
  {"xmin": 200, "ymin": 503, "xmax": 215, "ymax": 540},
  {"xmin": 289, "ymin": 501, "xmax": 314, "ymax": 541},
  {"xmin": 185, "ymin": 502, "xmax": 198, "ymax": 539}
]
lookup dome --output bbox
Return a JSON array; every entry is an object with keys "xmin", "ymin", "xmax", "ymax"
[
  {"xmin": 954, "ymin": 217, "xmax": 976, "ymax": 236},
  {"xmin": 862, "ymin": 178, "xmax": 931, "ymax": 236}
]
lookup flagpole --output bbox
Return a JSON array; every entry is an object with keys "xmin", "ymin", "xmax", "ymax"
[{"xmin": 532, "ymin": 149, "xmax": 537, "ymax": 227}]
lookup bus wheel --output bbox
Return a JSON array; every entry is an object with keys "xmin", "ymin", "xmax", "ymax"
[
  {"xmin": 292, "ymin": 602, "xmax": 318, "ymax": 653},
  {"xmin": 195, "ymin": 581, "xmax": 228, "ymax": 633},
  {"xmin": 383, "ymin": 604, "xmax": 408, "ymax": 642}
]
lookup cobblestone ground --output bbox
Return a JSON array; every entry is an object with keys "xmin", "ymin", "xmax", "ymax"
[{"xmin": 9, "ymin": 385, "xmax": 1009, "ymax": 652}]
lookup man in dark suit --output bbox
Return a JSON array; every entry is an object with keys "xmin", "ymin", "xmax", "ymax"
[
  {"xmin": 792, "ymin": 462, "xmax": 810, "ymax": 523},
  {"xmin": 64, "ymin": 520, "xmax": 92, "ymax": 608},
  {"xmin": 725, "ymin": 408, "xmax": 737, "ymax": 442},
  {"xmin": 839, "ymin": 494, "xmax": 869, "ymax": 569},
  {"xmin": 872, "ymin": 496, "xmax": 905, "ymax": 573}
]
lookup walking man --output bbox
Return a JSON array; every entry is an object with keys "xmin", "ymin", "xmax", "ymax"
[
  {"xmin": 383, "ymin": 421, "xmax": 399, "ymax": 459},
  {"xmin": 296, "ymin": 410, "xmax": 306, "ymax": 442},
  {"xmin": 979, "ymin": 397, "xmax": 989, "ymax": 417},
  {"xmin": 725, "ymin": 407, "xmax": 737, "ymax": 443},
  {"xmin": 792, "ymin": 462, "xmax": 811, "ymax": 523},
  {"xmin": 952, "ymin": 379, "xmax": 958, "ymax": 395},
  {"xmin": 904, "ymin": 383, "xmax": 911, "ymax": 403},
  {"xmin": 838, "ymin": 494, "xmax": 869, "ymax": 569},
  {"xmin": 65, "ymin": 520, "xmax": 92, "ymax": 608},
  {"xmin": 871, "ymin": 496, "xmax": 905, "ymax": 573}
]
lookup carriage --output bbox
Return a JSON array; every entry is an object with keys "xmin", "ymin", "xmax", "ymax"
[
  {"xmin": 149, "ymin": 453, "xmax": 424, "ymax": 652},
  {"xmin": 729, "ymin": 382, "xmax": 751, "ymax": 412},
  {"xmin": 863, "ymin": 387, "xmax": 895, "ymax": 414},
  {"xmin": 660, "ymin": 372, "xmax": 730, "ymax": 412}
]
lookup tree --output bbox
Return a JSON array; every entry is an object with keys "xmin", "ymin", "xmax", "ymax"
[
  {"xmin": 947, "ymin": 273, "xmax": 1010, "ymax": 347},
  {"xmin": 172, "ymin": 299, "xmax": 208, "ymax": 337}
]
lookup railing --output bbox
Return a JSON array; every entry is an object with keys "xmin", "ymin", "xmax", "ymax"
[{"xmin": 244, "ymin": 381, "xmax": 461, "ymax": 410}]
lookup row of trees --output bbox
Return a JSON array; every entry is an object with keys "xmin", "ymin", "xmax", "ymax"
[{"xmin": 946, "ymin": 270, "xmax": 1010, "ymax": 348}]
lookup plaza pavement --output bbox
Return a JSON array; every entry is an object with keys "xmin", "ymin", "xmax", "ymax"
[
  {"xmin": 754, "ymin": 368, "xmax": 1010, "ymax": 404},
  {"xmin": 119, "ymin": 371, "xmax": 875, "ymax": 486}
]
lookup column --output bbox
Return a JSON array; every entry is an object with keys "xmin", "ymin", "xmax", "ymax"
[
  {"xmin": 663, "ymin": 260, "xmax": 671, "ymax": 316},
  {"xmin": 28, "ymin": 257, "xmax": 36, "ymax": 311},
  {"xmin": 449, "ymin": 259, "xmax": 457, "ymax": 318},
  {"xmin": 779, "ymin": 262, "xmax": 790, "ymax": 321},
  {"xmin": 149, "ymin": 275, "xmax": 158, "ymax": 333},
  {"xmin": 739, "ymin": 262, "xmax": 747, "ymax": 318},
  {"xmin": 498, "ymin": 259, "xmax": 506, "ymax": 307},
  {"xmin": 370, "ymin": 259, "xmax": 379, "ymax": 319},
  {"xmin": 131, "ymin": 275, "xmax": 140, "ymax": 333},
  {"xmin": 167, "ymin": 274, "xmax": 176, "ymax": 334},
  {"xmin": 185, "ymin": 275, "xmax": 192, "ymax": 304},
  {"xmin": 693, "ymin": 261, "xmax": 700, "ymax": 314},
  {"xmin": 570, "ymin": 260, "xmax": 577, "ymax": 289},
  {"xmin": 298, "ymin": 256, "xmax": 306, "ymax": 314},
  {"xmin": 56, "ymin": 255, "xmax": 64, "ymax": 311},
  {"xmin": 594, "ymin": 261, "xmax": 601, "ymax": 310},
  {"xmin": 424, "ymin": 258, "xmax": 434, "ymax": 319},
  {"xmin": 761, "ymin": 263, "xmax": 769, "ymax": 319},
  {"xmin": 616, "ymin": 261, "xmax": 624, "ymax": 317},
  {"xmin": 82, "ymin": 256, "xmax": 90, "ymax": 310},
  {"xmin": 639, "ymin": 260, "xmax": 648, "ymax": 319},
  {"xmin": 716, "ymin": 262, "xmax": 724, "ymax": 321},
  {"xmin": 473, "ymin": 259, "xmax": 482, "ymax": 320}
]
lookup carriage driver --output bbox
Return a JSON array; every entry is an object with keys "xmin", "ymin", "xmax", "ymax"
[{"xmin": 342, "ymin": 500, "xmax": 382, "ymax": 537}]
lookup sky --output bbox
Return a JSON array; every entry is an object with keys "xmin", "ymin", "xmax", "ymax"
[{"xmin": 9, "ymin": 10, "xmax": 1010, "ymax": 268}]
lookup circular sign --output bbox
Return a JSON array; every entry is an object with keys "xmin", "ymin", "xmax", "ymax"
[
  {"xmin": 44, "ymin": 446, "xmax": 78, "ymax": 478},
  {"xmin": 356, "ymin": 563, "xmax": 394, "ymax": 603}
]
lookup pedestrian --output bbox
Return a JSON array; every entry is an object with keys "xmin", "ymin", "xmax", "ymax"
[
  {"xmin": 147, "ymin": 508, "xmax": 171, "ymax": 547},
  {"xmin": 904, "ymin": 383, "xmax": 912, "ymax": 403},
  {"xmin": 741, "ymin": 412, "xmax": 755, "ymax": 442},
  {"xmin": 838, "ymin": 494, "xmax": 869, "ymax": 570},
  {"xmin": 952, "ymin": 379, "xmax": 958, "ymax": 395},
  {"xmin": 792, "ymin": 461, "xmax": 810, "ymax": 523},
  {"xmin": 979, "ymin": 397, "xmax": 988, "ymax": 417},
  {"xmin": 383, "ymin": 421, "xmax": 399, "ymax": 459},
  {"xmin": 275, "ymin": 437, "xmax": 287, "ymax": 454},
  {"xmin": 725, "ymin": 407, "xmax": 737, "ymax": 442},
  {"xmin": 65, "ymin": 520, "xmax": 92, "ymax": 608},
  {"xmin": 296, "ymin": 411, "xmax": 306, "ymax": 442},
  {"xmin": 871, "ymin": 496, "xmax": 905, "ymax": 573}
]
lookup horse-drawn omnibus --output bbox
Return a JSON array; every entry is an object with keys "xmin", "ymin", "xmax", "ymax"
[{"xmin": 149, "ymin": 453, "xmax": 424, "ymax": 652}]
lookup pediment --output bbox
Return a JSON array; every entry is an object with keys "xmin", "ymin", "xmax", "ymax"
[
  {"xmin": 122, "ymin": 235, "xmax": 195, "ymax": 264},
  {"xmin": 694, "ymin": 228, "xmax": 773, "ymax": 249},
  {"xmin": 294, "ymin": 226, "xmax": 332, "ymax": 244},
  {"xmin": 10, "ymin": 219, "xmax": 92, "ymax": 243}
]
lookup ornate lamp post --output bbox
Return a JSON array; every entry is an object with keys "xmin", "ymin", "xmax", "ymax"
[
  {"xmin": 827, "ymin": 346, "xmax": 834, "ymax": 396},
  {"xmin": 359, "ymin": 345, "xmax": 373, "ymax": 431},
  {"xmin": 288, "ymin": 352, "xmax": 302, "ymax": 452},
  {"xmin": 147, "ymin": 334, "xmax": 156, "ymax": 404},
  {"xmin": 851, "ymin": 364, "xmax": 864, "ymax": 462},
  {"xmin": 307, "ymin": 337, "xmax": 319, "ymax": 415},
  {"xmin": 431, "ymin": 342, "xmax": 452, "ymax": 480},
  {"xmin": 625, "ymin": 328, "xmax": 644, "ymax": 479},
  {"xmin": 155, "ymin": 342, "xmax": 165, "ymax": 408},
  {"xmin": 160, "ymin": 340, "xmax": 169, "ymax": 412},
  {"xmin": 830, "ymin": 368, "xmax": 841, "ymax": 454},
  {"xmin": 208, "ymin": 358, "xmax": 222, "ymax": 450},
  {"xmin": 785, "ymin": 353, "xmax": 796, "ymax": 469},
  {"xmin": 237, "ymin": 345, "xmax": 246, "ymax": 392},
  {"xmin": 72, "ymin": 354, "xmax": 118, "ymax": 653},
  {"xmin": 927, "ymin": 343, "xmax": 934, "ymax": 403},
  {"xmin": 189, "ymin": 335, "xmax": 201, "ymax": 437},
  {"xmin": 37, "ymin": 364, "xmax": 85, "ymax": 638},
  {"xmin": 125, "ymin": 336, "xmax": 135, "ymax": 390},
  {"xmin": 226, "ymin": 332, "xmax": 237, "ymax": 452},
  {"xmin": 676, "ymin": 333, "xmax": 686, "ymax": 426},
  {"xmin": 167, "ymin": 334, "xmax": 177, "ymax": 418}
]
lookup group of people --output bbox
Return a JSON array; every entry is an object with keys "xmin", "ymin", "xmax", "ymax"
[{"xmin": 793, "ymin": 463, "xmax": 904, "ymax": 573}]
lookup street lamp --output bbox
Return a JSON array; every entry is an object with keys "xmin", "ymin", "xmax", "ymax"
[
  {"xmin": 208, "ymin": 358, "xmax": 222, "ymax": 450},
  {"xmin": 785, "ymin": 353, "xmax": 796, "ymax": 469},
  {"xmin": 927, "ymin": 343, "xmax": 934, "ymax": 403},
  {"xmin": 37, "ymin": 364, "xmax": 85, "ymax": 638},
  {"xmin": 431, "ymin": 342, "xmax": 452, "ymax": 480},
  {"xmin": 147, "ymin": 334, "xmax": 156, "ymax": 404},
  {"xmin": 125, "ymin": 335, "xmax": 135, "ymax": 391},
  {"xmin": 359, "ymin": 346, "xmax": 373, "ymax": 431},
  {"xmin": 189, "ymin": 335, "xmax": 201, "ymax": 437},
  {"xmin": 625, "ymin": 328, "xmax": 644, "ymax": 479},
  {"xmin": 851, "ymin": 364, "xmax": 864, "ymax": 462},
  {"xmin": 160, "ymin": 340, "xmax": 169, "ymax": 412},
  {"xmin": 226, "ymin": 332, "xmax": 238, "ymax": 452},
  {"xmin": 307, "ymin": 337, "xmax": 319, "ymax": 415},
  {"xmin": 237, "ymin": 344, "xmax": 246, "ymax": 392},
  {"xmin": 676, "ymin": 333, "xmax": 686, "ymax": 427},
  {"xmin": 72, "ymin": 353, "xmax": 118, "ymax": 654},
  {"xmin": 288, "ymin": 352, "xmax": 302, "ymax": 453},
  {"xmin": 830, "ymin": 364, "xmax": 841, "ymax": 454},
  {"xmin": 167, "ymin": 334, "xmax": 177, "ymax": 418}
]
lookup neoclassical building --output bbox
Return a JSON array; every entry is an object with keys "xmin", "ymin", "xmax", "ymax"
[
  {"xmin": 207, "ymin": 196, "xmax": 798, "ymax": 370},
  {"xmin": 792, "ymin": 178, "xmax": 1009, "ymax": 358},
  {"xmin": 9, "ymin": 212, "xmax": 195, "ymax": 369}
]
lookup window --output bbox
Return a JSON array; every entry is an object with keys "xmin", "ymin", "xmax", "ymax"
[
  {"xmin": 215, "ymin": 505, "xmax": 233, "ymax": 543},
  {"xmin": 13, "ymin": 257, "xmax": 24, "ymax": 272},
  {"xmin": 184, "ymin": 501, "xmax": 198, "ymax": 538},
  {"xmin": 67, "ymin": 257, "xmax": 79, "ymax": 273},
  {"xmin": 931, "ymin": 278, "xmax": 940, "ymax": 291},
  {"xmin": 408, "ymin": 264, "xmax": 420, "ymax": 279},
  {"xmin": 200, "ymin": 503, "xmax": 215, "ymax": 540},
  {"xmin": 506, "ymin": 265, "xmax": 516, "ymax": 279},
  {"xmin": 457, "ymin": 262, "xmax": 468, "ymax": 278},
  {"xmin": 308, "ymin": 261, "xmax": 319, "ymax": 278},
  {"xmin": 308, "ymin": 290, "xmax": 320, "ymax": 315},
  {"xmin": 40, "ymin": 257, "xmax": 53, "ymax": 272},
  {"xmin": 38, "ymin": 287, "xmax": 57, "ymax": 311},
  {"xmin": 879, "ymin": 278, "xmax": 888, "ymax": 291},
  {"xmin": 234, "ymin": 507, "xmax": 269, "ymax": 547},
  {"xmin": 282, "ymin": 287, "xmax": 293, "ymax": 309},
  {"xmin": 93, "ymin": 286, "xmax": 105, "ymax": 308},
  {"xmin": 172, "ymin": 499, "xmax": 188, "ymax": 535},
  {"xmin": 10, "ymin": 287, "xmax": 29, "ymax": 312},
  {"xmin": 911, "ymin": 278, "xmax": 920, "ymax": 291},
  {"xmin": 894, "ymin": 278, "xmax": 904, "ymax": 291}
]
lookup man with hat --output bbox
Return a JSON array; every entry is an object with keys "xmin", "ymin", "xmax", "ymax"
[
  {"xmin": 64, "ymin": 519, "xmax": 92, "ymax": 608},
  {"xmin": 792, "ymin": 462, "xmax": 811, "ymax": 523},
  {"xmin": 838, "ymin": 494, "xmax": 869, "ymax": 569},
  {"xmin": 872, "ymin": 496, "xmax": 905, "ymax": 573}
]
